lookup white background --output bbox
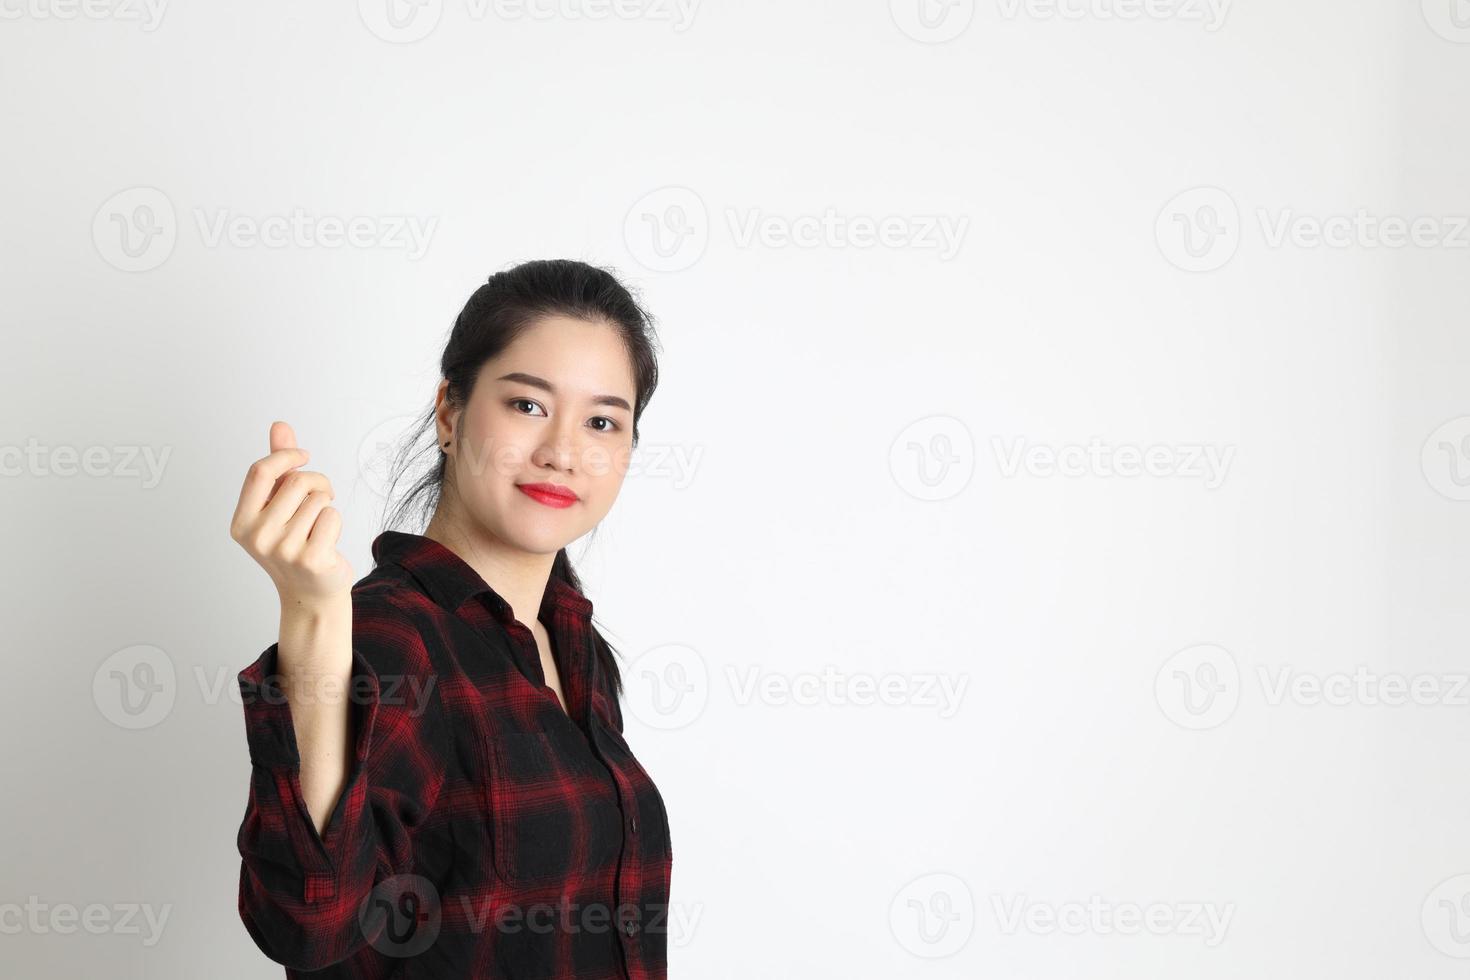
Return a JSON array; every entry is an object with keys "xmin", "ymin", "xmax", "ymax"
[{"xmin": 2, "ymin": 0, "xmax": 1468, "ymax": 976}]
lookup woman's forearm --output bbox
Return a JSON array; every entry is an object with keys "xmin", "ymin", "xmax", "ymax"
[{"xmin": 276, "ymin": 596, "xmax": 354, "ymax": 838}]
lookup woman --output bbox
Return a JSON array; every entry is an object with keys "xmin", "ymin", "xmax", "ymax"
[{"xmin": 228, "ymin": 259, "xmax": 673, "ymax": 979}]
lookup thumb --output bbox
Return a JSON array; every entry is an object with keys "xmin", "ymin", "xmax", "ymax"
[{"xmin": 270, "ymin": 420, "xmax": 298, "ymax": 454}]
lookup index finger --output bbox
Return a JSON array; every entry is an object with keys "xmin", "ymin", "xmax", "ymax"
[{"xmin": 235, "ymin": 446, "xmax": 311, "ymax": 521}]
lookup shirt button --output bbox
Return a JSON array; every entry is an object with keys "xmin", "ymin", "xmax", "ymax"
[
  {"xmin": 624, "ymin": 920, "xmax": 637, "ymax": 936},
  {"xmin": 630, "ymin": 816, "xmax": 638, "ymax": 833}
]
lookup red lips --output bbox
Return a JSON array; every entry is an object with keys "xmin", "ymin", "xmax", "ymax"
[{"xmin": 517, "ymin": 482, "xmax": 579, "ymax": 509}]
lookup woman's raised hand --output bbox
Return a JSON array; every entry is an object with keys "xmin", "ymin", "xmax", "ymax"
[{"xmin": 230, "ymin": 420, "xmax": 355, "ymax": 607}]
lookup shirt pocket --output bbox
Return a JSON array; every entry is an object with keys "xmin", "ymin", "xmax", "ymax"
[{"xmin": 480, "ymin": 727, "xmax": 623, "ymax": 885}]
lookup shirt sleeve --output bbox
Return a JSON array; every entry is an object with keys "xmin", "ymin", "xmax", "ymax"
[{"xmin": 234, "ymin": 592, "xmax": 447, "ymax": 972}]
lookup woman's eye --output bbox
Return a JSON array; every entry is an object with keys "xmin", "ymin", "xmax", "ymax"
[
  {"xmin": 510, "ymin": 398, "xmax": 545, "ymax": 416},
  {"xmin": 510, "ymin": 398, "xmax": 617, "ymax": 431}
]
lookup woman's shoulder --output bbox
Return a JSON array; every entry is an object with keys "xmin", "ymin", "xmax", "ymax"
[
  {"xmin": 349, "ymin": 558, "xmax": 438, "ymax": 617},
  {"xmin": 345, "ymin": 563, "xmax": 443, "ymax": 674}
]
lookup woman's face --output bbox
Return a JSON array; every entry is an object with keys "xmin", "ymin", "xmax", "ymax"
[{"xmin": 437, "ymin": 314, "xmax": 637, "ymax": 556}]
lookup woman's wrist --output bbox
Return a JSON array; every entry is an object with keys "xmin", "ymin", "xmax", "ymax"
[{"xmin": 276, "ymin": 593, "xmax": 352, "ymax": 678}]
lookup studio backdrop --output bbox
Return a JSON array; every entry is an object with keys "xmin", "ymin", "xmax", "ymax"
[{"xmin": 2, "ymin": 1, "xmax": 1467, "ymax": 977}]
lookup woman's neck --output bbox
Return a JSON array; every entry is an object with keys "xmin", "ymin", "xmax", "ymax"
[{"xmin": 423, "ymin": 507, "xmax": 555, "ymax": 629}]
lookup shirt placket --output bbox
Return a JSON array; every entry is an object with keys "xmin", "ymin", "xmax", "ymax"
[
  {"xmin": 593, "ymin": 732, "xmax": 651, "ymax": 979},
  {"xmin": 545, "ymin": 603, "xmax": 650, "ymax": 979},
  {"xmin": 530, "ymin": 630, "xmax": 642, "ymax": 977}
]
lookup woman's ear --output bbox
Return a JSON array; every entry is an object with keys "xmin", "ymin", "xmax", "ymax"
[{"xmin": 434, "ymin": 379, "xmax": 457, "ymax": 450}]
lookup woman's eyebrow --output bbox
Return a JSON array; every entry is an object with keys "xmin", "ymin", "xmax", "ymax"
[{"xmin": 495, "ymin": 371, "xmax": 632, "ymax": 412}]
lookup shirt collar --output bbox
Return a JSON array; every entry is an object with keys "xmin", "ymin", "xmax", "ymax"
[{"xmin": 370, "ymin": 530, "xmax": 594, "ymax": 625}]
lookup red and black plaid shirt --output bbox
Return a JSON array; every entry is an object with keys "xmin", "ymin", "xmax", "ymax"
[{"xmin": 235, "ymin": 530, "xmax": 673, "ymax": 979}]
